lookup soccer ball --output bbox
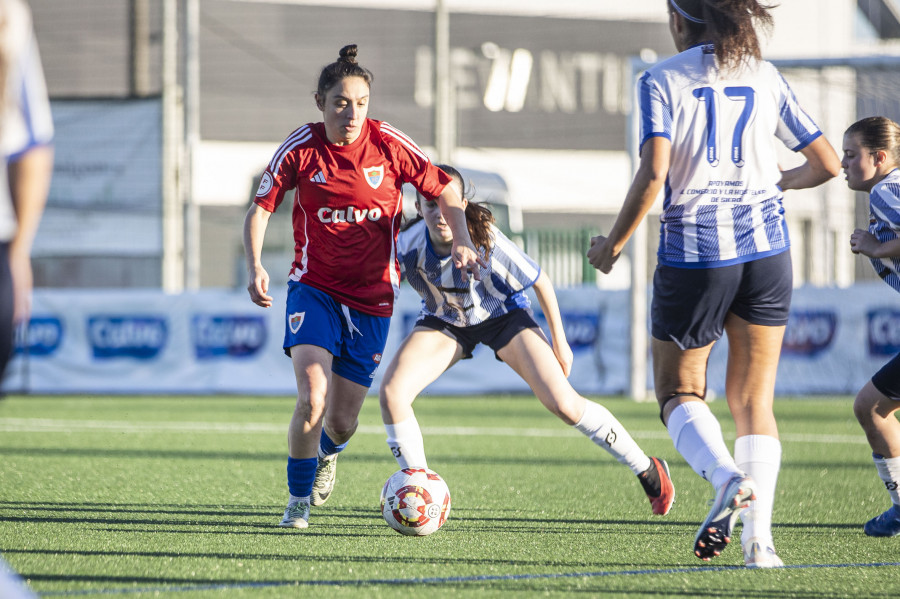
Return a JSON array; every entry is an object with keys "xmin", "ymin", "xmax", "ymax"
[{"xmin": 380, "ymin": 467, "xmax": 451, "ymax": 536}]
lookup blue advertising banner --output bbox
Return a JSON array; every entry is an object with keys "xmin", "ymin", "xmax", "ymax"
[{"xmin": 4, "ymin": 283, "xmax": 896, "ymax": 396}]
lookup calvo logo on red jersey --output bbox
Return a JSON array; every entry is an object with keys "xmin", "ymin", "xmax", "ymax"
[
  {"xmin": 363, "ymin": 165, "xmax": 384, "ymax": 189},
  {"xmin": 317, "ymin": 206, "xmax": 383, "ymax": 223}
]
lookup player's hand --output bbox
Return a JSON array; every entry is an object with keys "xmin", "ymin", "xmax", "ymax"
[
  {"xmin": 247, "ymin": 265, "xmax": 273, "ymax": 308},
  {"xmin": 451, "ymin": 242, "xmax": 486, "ymax": 282},
  {"xmin": 850, "ymin": 228, "xmax": 878, "ymax": 257},
  {"xmin": 587, "ymin": 235, "xmax": 619, "ymax": 274}
]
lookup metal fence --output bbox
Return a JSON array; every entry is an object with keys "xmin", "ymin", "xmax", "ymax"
[{"xmin": 520, "ymin": 228, "xmax": 599, "ymax": 288}]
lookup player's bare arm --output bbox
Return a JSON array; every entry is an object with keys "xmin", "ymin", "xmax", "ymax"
[
  {"xmin": 778, "ymin": 136, "xmax": 841, "ymax": 191},
  {"xmin": 588, "ymin": 137, "xmax": 669, "ymax": 273},
  {"xmin": 531, "ymin": 270, "xmax": 573, "ymax": 377},
  {"xmin": 8, "ymin": 145, "xmax": 53, "ymax": 323},
  {"xmin": 242, "ymin": 203, "xmax": 274, "ymax": 308},
  {"xmin": 437, "ymin": 185, "xmax": 486, "ymax": 281}
]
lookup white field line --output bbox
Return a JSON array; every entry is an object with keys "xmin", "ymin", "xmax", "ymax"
[{"xmin": 0, "ymin": 417, "xmax": 868, "ymax": 444}]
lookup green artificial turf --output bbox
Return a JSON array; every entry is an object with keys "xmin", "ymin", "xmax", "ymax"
[{"xmin": 0, "ymin": 394, "xmax": 898, "ymax": 597}]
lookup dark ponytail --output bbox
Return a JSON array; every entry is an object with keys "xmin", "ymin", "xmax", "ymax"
[
  {"xmin": 670, "ymin": 0, "xmax": 776, "ymax": 72},
  {"xmin": 435, "ymin": 165, "xmax": 495, "ymax": 253},
  {"xmin": 406, "ymin": 165, "xmax": 496, "ymax": 252}
]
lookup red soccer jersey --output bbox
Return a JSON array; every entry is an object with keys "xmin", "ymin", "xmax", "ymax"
[{"xmin": 254, "ymin": 119, "xmax": 451, "ymax": 317}]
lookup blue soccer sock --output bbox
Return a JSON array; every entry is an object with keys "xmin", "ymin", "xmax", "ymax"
[
  {"xmin": 286, "ymin": 456, "xmax": 317, "ymax": 498},
  {"xmin": 318, "ymin": 429, "xmax": 349, "ymax": 459}
]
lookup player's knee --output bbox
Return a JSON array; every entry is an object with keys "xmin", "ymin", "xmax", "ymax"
[
  {"xmin": 326, "ymin": 417, "xmax": 357, "ymax": 441},
  {"xmin": 380, "ymin": 380, "xmax": 414, "ymax": 412},
  {"xmin": 378, "ymin": 385, "xmax": 391, "ymax": 411},
  {"xmin": 294, "ymin": 391, "xmax": 326, "ymax": 423},
  {"xmin": 379, "ymin": 380, "xmax": 400, "ymax": 408},
  {"xmin": 853, "ymin": 391, "xmax": 877, "ymax": 426}
]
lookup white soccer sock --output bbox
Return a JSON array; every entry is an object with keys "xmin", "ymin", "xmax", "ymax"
[
  {"xmin": 385, "ymin": 415, "xmax": 428, "ymax": 469},
  {"xmin": 734, "ymin": 434, "xmax": 781, "ymax": 547},
  {"xmin": 667, "ymin": 401, "xmax": 743, "ymax": 490},
  {"xmin": 574, "ymin": 400, "xmax": 652, "ymax": 475},
  {"xmin": 873, "ymin": 454, "xmax": 900, "ymax": 506}
]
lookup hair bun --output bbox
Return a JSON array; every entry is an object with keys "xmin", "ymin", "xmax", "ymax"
[{"xmin": 338, "ymin": 44, "xmax": 358, "ymax": 64}]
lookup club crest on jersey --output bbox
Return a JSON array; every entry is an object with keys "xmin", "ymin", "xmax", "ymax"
[
  {"xmin": 363, "ymin": 165, "xmax": 384, "ymax": 189},
  {"xmin": 289, "ymin": 312, "xmax": 305, "ymax": 334}
]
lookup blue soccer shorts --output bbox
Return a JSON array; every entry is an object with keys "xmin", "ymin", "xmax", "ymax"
[
  {"xmin": 872, "ymin": 352, "xmax": 900, "ymax": 401},
  {"xmin": 283, "ymin": 281, "xmax": 390, "ymax": 387}
]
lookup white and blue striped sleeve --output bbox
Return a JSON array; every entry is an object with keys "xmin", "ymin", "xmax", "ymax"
[
  {"xmin": 489, "ymin": 227, "xmax": 541, "ymax": 292},
  {"xmin": 638, "ymin": 71, "xmax": 671, "ymax": 152},
  {"xmin": 773, "ymin": 71, "xmax": 821, "ymax": 152},
  {"xmin": 871, "ymin": 182, "xmax": 900, "ymax": 239}
]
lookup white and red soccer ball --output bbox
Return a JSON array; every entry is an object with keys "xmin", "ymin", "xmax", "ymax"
[{"xmin": 380, "ymin": 468, "xmax": 451, "ymax": 536}]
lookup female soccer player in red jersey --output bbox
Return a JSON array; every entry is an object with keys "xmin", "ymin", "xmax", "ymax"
[
  {"xmin": 844, "ymin": 116, "xmax": 900, "ymax": 538},
  {"xmin": 243, "ymin": 44, "xmax": 483, "ymax": 529},
  {"xmin": 588, "ymin": 0, "xmax": 840, "ymax": 566}
]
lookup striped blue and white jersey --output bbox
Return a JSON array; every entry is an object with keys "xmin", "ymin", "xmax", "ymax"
[
  {"xmin": 397, "ymin": 221, "xmax": 540, "ymax": 327},
  {"xmin": 640, "ymin": 43, "xmax": 823, "ymax": 268},
  {"xmin": 0, "ymin": 0, "xmax": 54, "ymax": 242},
  {"xmin": 866, "ymin": 168, "xmax": 900, "ymax": 293}
]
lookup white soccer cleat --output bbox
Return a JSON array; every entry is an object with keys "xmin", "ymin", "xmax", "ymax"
[
  {"xmin": 311, "ymin": 453, "xmax": 338, "ymax": 506},
  {"xmin": 743, "ymin": 538, "xmax": 784, "ymax": 569},
  {"xmin": 693, "ymin": 475, "xmax": 756, "ymax": 561},
  {"xmin": 278, "ymin": 498, "xmax": 310, "ymax": 529}
]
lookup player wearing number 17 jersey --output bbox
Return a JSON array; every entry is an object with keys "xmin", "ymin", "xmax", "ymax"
[
  {"xmin": 640, "ymin": 43, "xmax": 823, "ymax": 267},
  {"xmin": 588, "ymin": 0, "xmax": 840, "ymax": 567}
]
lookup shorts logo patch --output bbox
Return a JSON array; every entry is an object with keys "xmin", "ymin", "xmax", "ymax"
[
  {"xmin": 372, "ymin": 353, "xmax": 382, "ymax": 364},
  {"xmin": 363, "ymin": 165, "xmax": 384, "ymax": 189},
  {"xmin": 289, "ymin": 312, "xmax": 305, "ymax": 334}
]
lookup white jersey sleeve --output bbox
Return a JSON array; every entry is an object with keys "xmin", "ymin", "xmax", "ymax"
[{"xmin": 867, "ymin": 169, "xmax": 900, "ymax": 294}]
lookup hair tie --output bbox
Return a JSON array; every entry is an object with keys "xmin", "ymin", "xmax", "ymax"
[{"xmin": 670, "ymin": 0, "xmax": 706, "ymax": 24}]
